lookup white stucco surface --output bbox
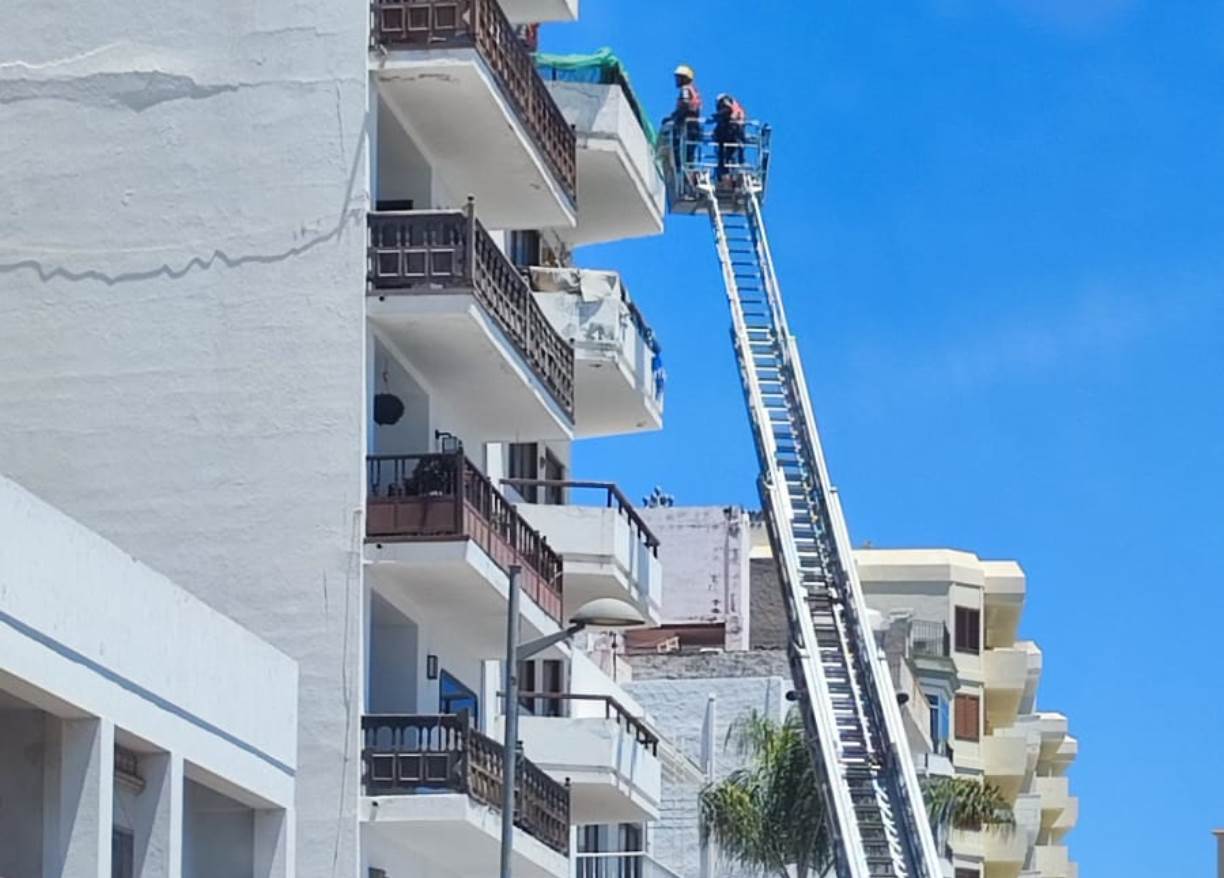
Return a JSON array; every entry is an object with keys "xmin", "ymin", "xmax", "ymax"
[
  {"xmin": 0, "ymin": 3, "xmax": 367, "ymax": 871},
  {"xmin": 0, "ymin": 473, "xmax": 297, "ymax": 792}
]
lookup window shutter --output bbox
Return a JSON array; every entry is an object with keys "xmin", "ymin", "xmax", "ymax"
[
  {"xmin": 955, "ymin": 694, "xmax": 980, "ymax": 741},
  {"xmin": 954, "ymin": 606, "xmax": 981, "ymax": 654}
]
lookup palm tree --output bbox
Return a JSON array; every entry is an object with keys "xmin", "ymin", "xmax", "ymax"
[
  {"xmin": 920, "ymin": 775, "xmax": 1015, "ymax": 837},
  {"xmin": 699, "ymin": 710, "xmax": 832, "ymax": 878}
]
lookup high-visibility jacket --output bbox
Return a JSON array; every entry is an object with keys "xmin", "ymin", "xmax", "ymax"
[
  {"xmin": 718, "ymin": 96, "xmax": 745, "ymax": 124},
  {"xmin": 675, "ymin": 83, "xmax": 702, "ymax": 119}
]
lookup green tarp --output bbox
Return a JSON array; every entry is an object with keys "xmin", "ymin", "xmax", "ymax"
[{"xmin": 535, "ymin": 48, "xmax": 658, "ymax": 146}]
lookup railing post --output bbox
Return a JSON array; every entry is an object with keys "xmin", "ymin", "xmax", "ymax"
[{"xmin": 452, "ymin": 450, "xmax": 466, "ymax": 535}]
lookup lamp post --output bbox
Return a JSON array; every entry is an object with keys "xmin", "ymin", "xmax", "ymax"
[{"xmin": 500, "ymin": 565, "xmax": 645, "ymax": 878}]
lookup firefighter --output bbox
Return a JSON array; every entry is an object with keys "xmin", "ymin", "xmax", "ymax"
[
  {"xmin": 714, "ymin": 93, "xmax": 747, "ymax": 178},
  {"xmin": 669, "ymin": 64, "xmax": 702, "ymax": 169}
]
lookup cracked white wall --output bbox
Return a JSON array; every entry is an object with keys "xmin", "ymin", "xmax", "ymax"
[{"xmin": 0, "ymin": 6, "xmax": 368, "ymax": 877}]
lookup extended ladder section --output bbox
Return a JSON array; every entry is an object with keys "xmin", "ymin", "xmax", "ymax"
[{"xmin": 662, "ymin": 117, "xmax": 942, "ymax": 878}]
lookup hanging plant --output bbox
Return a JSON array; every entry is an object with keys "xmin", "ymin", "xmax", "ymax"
[{"xmin": 373, "ymin": 392, "xmax": 405, "ymax": 426}]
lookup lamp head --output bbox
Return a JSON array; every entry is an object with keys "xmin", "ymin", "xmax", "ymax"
[{"xmin": 569, "ymin": 597, "xmax": 646, "ymax": 630}]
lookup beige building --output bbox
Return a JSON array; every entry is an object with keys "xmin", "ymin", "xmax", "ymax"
[{"xmin": 856, "ymin": 549, "xmax": 1078, "ymax": 878}]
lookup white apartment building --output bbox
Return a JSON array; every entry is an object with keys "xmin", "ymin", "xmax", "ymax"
[
  {"xmin": 0, "ymin": 1, "xmax": 686, "ymax": 876},
  {"xmin": 0, "ymin": 472, "xmax": 298, "ymax": 877},
  {"xmin": 857, "ymin": 550, "xmax": 1079, "ymax": 878}
]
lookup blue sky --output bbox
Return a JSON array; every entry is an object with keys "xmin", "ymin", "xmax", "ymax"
[{"xmin": 545, "ymin": 2, "xmax": 1224, "ymax": 874}]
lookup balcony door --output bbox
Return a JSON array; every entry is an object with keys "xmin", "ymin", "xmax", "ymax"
[{"xmin": 439, "ymin": 671, "xmax": 478, "ymax": 723}]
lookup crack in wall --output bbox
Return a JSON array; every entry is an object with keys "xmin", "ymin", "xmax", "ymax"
[{"xmin": 0, "ymin": 203, "xmax": 365, "ymax": 286}]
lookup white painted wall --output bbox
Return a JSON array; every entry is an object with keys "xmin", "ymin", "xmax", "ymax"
[
  {"xmin": 0, "ymin": 1, "xmax": 367, "ymax": 870},
  {"xmin": 0, "ymin": 709, "xmax": 45, "ymax": 876},
  {"xmin": 639, "ymin": 506, "xmax": 751, "ymax": 649},
  {"xmin": 0, "ymin": 473, "xmax": 297, "ymax": 795},
  {"xmin": 184, "ymin": 779, "xmax": 255, "ymax": 878}
]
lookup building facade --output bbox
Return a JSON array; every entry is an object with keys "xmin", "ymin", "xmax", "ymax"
[
  {"xmin": 0, "ymin": 1, "xmax": 686, "ymax": 875},
  {"xmin": 0, "ymin": 473, "xmax": 299, "ymax": 877},
  {"xmin": 627, "ymin": 511, "xmax": 1077, "ymax": 878},
  {"xmin": 856, "ymin": 550, "xmax": 1079, "ymax": 878}
]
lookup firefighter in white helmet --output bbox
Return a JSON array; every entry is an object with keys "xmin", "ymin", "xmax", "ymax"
[{"xmin": 669, "ymin": 64, "xmax": 703, "ymax": 168}]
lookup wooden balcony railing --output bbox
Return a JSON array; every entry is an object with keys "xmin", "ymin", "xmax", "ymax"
[
  {"xmin": 362, "ymin": 714, "xmax": 570, "ymax": 854},
  {"xmin": 366, "ymin": 452, "xmax": 564, "ymax": 623},
  {"xmin": 370, "ymin": 0, "xmax": 577, "ymax": 203},
  {"xmin": 368, "ymin": 208, "xmax": 575, "ymax": 419}
]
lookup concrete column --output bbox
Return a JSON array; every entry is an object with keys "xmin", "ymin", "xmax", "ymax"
[
  {"xmin": 253, "ymin": 808, "xmax": 294, "ymax": 878},
  {"xmin": 479, "ymin": 660, "xmax": 500, "ymax": 737},
  {"xmin": 133, "ymin": 753, "xmax": 183, "ymax": 878},
  {"xmin": 1213, "ymin": 829, "xmax": 1224, "ymax": 878},
  {"xmin": 43, "ymin": 716, "xmax": 114, "ymax": 878}
]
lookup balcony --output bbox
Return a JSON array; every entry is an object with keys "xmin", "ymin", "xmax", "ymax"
[
  {"xmin": 499, "ymin": 0, "xmax": 578, "ymax": 24},
  {"xmin": 506, "ymin": 479, "xmax": 662, "ymax": 624},
  {"xmin": 538, "ymin": 57, "xmax": 665, "ymax": 245},
  {"xmin": 530, "ymin": 267, "xmax": 663, "ymax": 437},
  {"xmin": 1034, "ymin": 844, "xmax": 1070, "ymax": 877},
  {"xmin": 1034, "ymin": 776, "xmax": 1072, "ymax": 829},
  {"xmin": 370, "ymin": 0, "xmax": 577, "ymax": 230},
  {"xmin": 983, "ymin": 559, "xmax": 1025, "ymax": 649},
  {"xmin": 366, "ymin": 453, "xmax": 565, "ymax": 654},
  {"xmin": 576, "ymin": 852, "xmax": 683, "ymax": 878},
  {"xmin": 984, "ymin": 647, "xmax": 1029, "ymax": 729},
  {"xmin": 362, "ymin": 714, "xmax": 569, "ymax": 878},
  {"xmin": 982, "ymin": 732, "xmax": 1031, "ymax": 801},
  {"xmin": 368, "ymin": 210, "xmax": 575, "ymax": 439},
  {"xmin": 504, "ymin": 692, "xmax": 661, "ymax": 823}
]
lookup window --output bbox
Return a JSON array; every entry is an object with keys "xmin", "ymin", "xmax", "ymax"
[
  {"xmin": 518, "ymin": 659, "xmax": 564, "ymax": 717},
  {"xmin": 926, "ymin": 694, "xmax": 949, "ymax": 749},
  {"xmin": 508, "ymin": 443, "xmax": 566, "ymax": 504},
  {"xmin": 508, "ymin": 230, "xmax": 541, "ymax": 270},
  {"xmin": 954, "ymin": 870, "xmax": 980, "ymax": 878},
  {"xmin": 439, "ymin": 671, "xmax": 478, "ymax": 722},
  {"xmin": 112, "ymin": 829, "xmax": 134, "ymax": 878},
  {"xmin": 509, "ymin": 443, "xmax": 540, "ymax": 502},
  {"xmin": 954, "ymin": 606, "xmax": 981, "ymax": 654},
  {"xmin": 954, "ymin": 693, "xmax": 980, "ymax": 742}
]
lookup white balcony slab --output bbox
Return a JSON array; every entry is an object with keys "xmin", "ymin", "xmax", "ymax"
[
  {"xmin": 500, "ymin": 0, "xmax": 578, "ymax": 23},
  {"xmin": 374, "ymin": 49, "xmax": 575, "ymax": 230},
  {"xmin": 362, "ymin": 793, "xmax": 568, "ymax": 878},
  {"xmin": 531, "ymin": 267, "xmax": 663, "ymax": 438},
  {"xmin": 369, "ymin": 296, "xmax": 573, "ymax": 441},
  {"xmin": 545, "ymin": 80, "xmax": 665, "ymax": 245},
  {"xmin": 365, "ymin": 540, "xmax": 561, "ymax": 661},
  {"xmin": 514, "ymin": 501, "xmax": 661, "ymax": 625},
  {"xmin": 510, "ymin": 714, "xmax": 661, "ymax": 823}
]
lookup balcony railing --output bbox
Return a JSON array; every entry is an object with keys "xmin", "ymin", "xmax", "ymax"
[
  {"xmin": 575, "ymin": 852, "xmax": 683, "ymax": 878},
  {"xmin": 501, "ymin": 479, "xmax": 660, "ymax": 558},
  {"xmin": 367, "ymin": 452, "xmax": 564, "ymax": 623},
  {"xmin": 513, "ymin": 692, "xmax": 659, "ymax": 755},
  {"xmin": 362, "ymin": 714, "xmax": 570, "ymax": 854},
  {"xmin": 368, "ymin": 208, "xmax": 575, "ymax": 418},
  {"xmin": 909, "ymin": 620, "xmax": 951, "ymax": 658},
  {"xmin": 370, "ymin": 0, "xmax": 577, "ymax": 203}
]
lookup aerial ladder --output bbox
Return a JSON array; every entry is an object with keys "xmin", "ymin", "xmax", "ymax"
[{"xmin": 661, "ymin": 119, "xmax": 943, "ymax": 878}]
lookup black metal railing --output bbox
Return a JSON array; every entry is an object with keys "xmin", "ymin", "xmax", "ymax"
[
  {"xmin": 501, "ymin": 478, "xmax": 660, "ymax": 559},
  {"xmin": 370, "ymin": 0, "xmax": 577, "ymax": 203},
  {"xmin": 909, "ymin": 620, "xmax": 951, "ymax": 658},
  {"xmin": 368, "ymin": 208, "xmax": 575, "ymax": 419},
  {"xmin": 367, "ymin": 452, "xmax": 564, "ymax": 622},
  {"xmin": 362, "ymin": 714, "xmax": 570, "ymax": 854},
  {"xmin": 512, "ymin": 692, "xmax": 659, "ymax": 755}
]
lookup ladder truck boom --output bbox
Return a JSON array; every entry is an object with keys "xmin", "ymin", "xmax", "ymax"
[{"xmin": 661, "ymin": 119, "xmax": 942, "ymax": 878}]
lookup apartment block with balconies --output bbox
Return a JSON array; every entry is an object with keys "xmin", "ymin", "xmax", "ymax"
[
  {"xmin": 856, "ymin": 549, "xmax": 1079, "ymax": 878},
  {"xmin": 361, "ymin": 5, "xmax": 678, "ymax": 876}
]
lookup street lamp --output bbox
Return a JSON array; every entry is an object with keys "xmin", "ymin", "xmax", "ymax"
[{"xmin": 499, "ymin": 566, "xmax": 645, "ymax": 878}]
